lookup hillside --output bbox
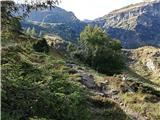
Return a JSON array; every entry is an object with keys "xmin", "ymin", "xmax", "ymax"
[
  {"xmin": 124, "ymin": 46, "xmax": 160, "ymax": 86},
  {"xmin": 91, "ymin": 0, "xmax": 160, "ymax": 48},
  {"xmin": 22, "ymin": 7, "xmax": 86, "ymax": 42},
  {"xmin": 1, "ymin": 34, "xmax": 131, "ymax": 120},
  {"xmin": 2, "ymin": 36, "xmax": 160, "ymax": 120}
]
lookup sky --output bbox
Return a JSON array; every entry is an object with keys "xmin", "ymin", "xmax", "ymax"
[
  {"xmin": 14, "ymin": 0, "xmax": 143, "ymax": 20},
  {"xmin": 58, "ymin": 0, "xmax": 143, "ymax": 20}
]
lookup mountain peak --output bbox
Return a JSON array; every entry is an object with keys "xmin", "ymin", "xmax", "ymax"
[
  {"xmin": 91, "ymin": 0, "xmax": 160, "ymax": 48},
  {"xmin": 108, "ymin": 0, "xmax": 159, "ymax": 15}
]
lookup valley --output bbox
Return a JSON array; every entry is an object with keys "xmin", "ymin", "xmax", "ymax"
[{"xmin": 1, "ymin": 0, "xmax": 160, "ymax": 120}]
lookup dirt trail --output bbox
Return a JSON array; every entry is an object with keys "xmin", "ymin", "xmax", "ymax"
[{"xmin": 67, "ymin": 62, "xmax": 148, "ymax": 120}]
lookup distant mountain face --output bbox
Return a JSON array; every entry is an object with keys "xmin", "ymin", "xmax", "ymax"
[
  {"xmin": 22, "ymin": 1, "xmax": 160, "ymax": 48},
  {"xmin": 22, "ymin": 7, "xmax": 86, "ymax": 42},
  {"xmin": 91, "ymin": 0, "xmax": 160, "ymax": 48}
]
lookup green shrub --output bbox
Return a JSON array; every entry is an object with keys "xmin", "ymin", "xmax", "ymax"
[
  {"xmin": 33, "ymin": 38, "xmax": 49, "ymax": 53},
  {"xmin": 1, "ymin": 46, "xmax": 90, "ymax": 120},
  {"xmin": 69, "ymin": 25, "xmax": 124, "ymax": 75}
]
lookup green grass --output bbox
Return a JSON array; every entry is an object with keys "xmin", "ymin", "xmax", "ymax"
[{"xmin": 1, "ymin": 43, "xmax": 91, "ymax": 120}]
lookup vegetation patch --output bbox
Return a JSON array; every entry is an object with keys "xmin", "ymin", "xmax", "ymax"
[{"xmin": 68, "ymin": 25, "xmax": 124, "ymax": 75}]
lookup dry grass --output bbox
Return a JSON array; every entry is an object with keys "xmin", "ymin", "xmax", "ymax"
[
  {"xmin": 128, "ymin": 46, "xmax": 160, "ymax": 85},
  {"xmin": 121, "ymin": 93, "xmax": 160, "ymax": 120}
]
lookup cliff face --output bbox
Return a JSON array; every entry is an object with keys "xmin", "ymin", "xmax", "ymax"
[{"xmin": 92, "ymin": 0, "xmax": 160, "ymax": 48}]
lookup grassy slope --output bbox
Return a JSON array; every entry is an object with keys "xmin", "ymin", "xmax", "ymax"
[
  {"xmin": 66, "ymin": 45, "xmax": 160, "ymax": 120},
  {"xmin": 3, "ymin": 33, "xmax": 159, "ymax": 120},
  {"xmin": 93, "ymin": 72, "xmax": 160, "ymax": 120},
  {"xmin": 126, "ymin": 46, "xmax": 160, "ymax": 88},
  {"xmin": 123, "ymin": 46, "xmax": 160, "ymax": 120},
  {"xmin": 1, "ymin": 35, "xmax": 130, "ymax": 120},
  {"xmin": 2, "ymin": 36, "xmax": 90, "ymax": 119},
  {"xmin": 95, "ymin": 46, "xmax": 160, "ymax": 120}
]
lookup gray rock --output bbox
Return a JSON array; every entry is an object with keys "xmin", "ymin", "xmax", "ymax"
[{"xmin": 80, "ymin": 73, "xmax": 96, "ymax": 89}]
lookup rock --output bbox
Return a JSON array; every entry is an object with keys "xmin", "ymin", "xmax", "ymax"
[
  {"xmin": 113, "ymin": 97, "xmax": 119, "ymax": 100},
  {"xmin": 80, "ymin": 73, "xmax": 96, "ymax": 89},
  {"xmin": 146, "ymin": 59, "xmax": 158, "ymax": 71},
  {"xmin": 120, "ymin": 84, "xmax": 128, "ymax": 93},
  {"xmin": 111, "ymin": 90, "xmax": 119, "ymax": 95},
  {"xmin": 120, "ymin": 103, "xmax": 124, "ymax": 106},
  {"xmin": 130, "ymin": 82, "xmax": 140, "ymax": 92},
  {"xmin": 96, "ymin": 92, "xmax": 105, "ymax": 97},
  {"xmin": 45, "ymin": 35, "xmax": 69, "ymax": 51},
  {"xmin": 66, "ymin": 63, "xmax": 77, "ymax": 68},
  {"xmin": 68, "ymin": 69, "xmax": 78, "ymax": 74},
  {"xmin": 125, "ymin": 46, "xmax": 160, "ymax": 84},
  {"xmin": 103, "ymin": 93, "xmax": 110, "ymax": 97}
]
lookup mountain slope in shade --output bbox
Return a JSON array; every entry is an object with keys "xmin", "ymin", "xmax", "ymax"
[
  {"xmin": 91, "ymin": 0, "xmax": 160, "ymax": 48},
  {"xmin": 22, "ymin": 7, "xmax": 86, "ymax": 42}
]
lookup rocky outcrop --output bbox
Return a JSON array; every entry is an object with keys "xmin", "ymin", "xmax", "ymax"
[
  {"xmin": 124, "ymin": 46, "xmax": 160, "ymax": 84},
  {"xmin": 44, "ymin": 35, "xmax": 69, "ymax": 51},
  {"xmin": 146, "ymin": 59, "xmax": 157, "ymax": 71}
]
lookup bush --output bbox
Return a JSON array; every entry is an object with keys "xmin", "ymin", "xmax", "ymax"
[
  {"xmin": 69, "ymin": 25, "xmax": 124, "ymax": 75},
  {"xmin": 1, "ymin": 46, "xmax": 90, "ymax": 120},
  {"xmin": 33, "ymin": 38, "xmax": 49, "ymax": 53}
]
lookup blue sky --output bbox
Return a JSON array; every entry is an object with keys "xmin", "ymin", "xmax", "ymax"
[{"xmin": 15, "ymin": 0, "xmax": 143, "ymax": 20}]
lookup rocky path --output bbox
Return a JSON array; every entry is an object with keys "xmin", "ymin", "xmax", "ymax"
[{"xmin": 66, "ymin": 62, "xmax": 148, "ymax": 120}]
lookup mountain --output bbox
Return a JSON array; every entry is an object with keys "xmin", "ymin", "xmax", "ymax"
[
  {"xmin": 91, "ymin": 0, "xmax": 160, "ymax": 48},
  {"xmin": 22, "ymin": 7, "xmax": 86, "ymax": 42},
  {"xmin": 83, "ymin": 19, "xmax": 93, "ymax": 23},
  {"xmin": 22, "ymin": 1, "xmax": 160, "ymax": 48}
]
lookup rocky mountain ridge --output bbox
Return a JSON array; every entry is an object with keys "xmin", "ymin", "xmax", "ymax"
[{"xmin": 92, "ymin": 0, "xmax": 160, "ymax": 48}]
